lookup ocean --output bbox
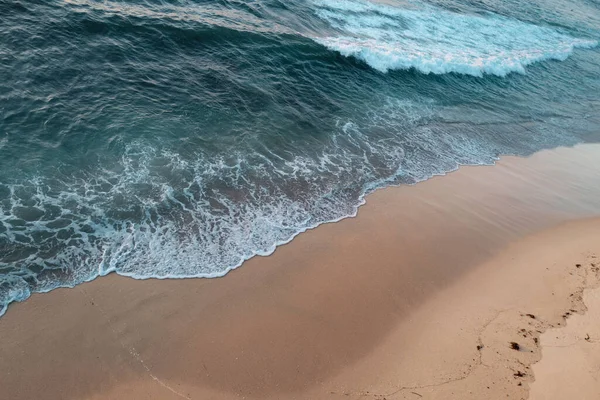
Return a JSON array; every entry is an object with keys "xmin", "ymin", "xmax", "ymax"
[{"xmin": 1, "ymin": 0, "xmax": 599, "ymax": 316}]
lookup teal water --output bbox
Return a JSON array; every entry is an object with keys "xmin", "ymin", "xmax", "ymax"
[{"xmin": 1, "ymin": 0, "xmax": 599, "ymax": 315}]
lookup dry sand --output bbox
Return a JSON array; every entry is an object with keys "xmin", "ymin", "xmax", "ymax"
[
  {"xmin": 530, "ymin": 284, "xmax": 600, "ymax": 400},
  {"xmin": 1, "ymin": 144, "xmax": 600, "ymax": 400}
]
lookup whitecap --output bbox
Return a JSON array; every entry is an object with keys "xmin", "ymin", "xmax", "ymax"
[{"xmin": 312, "ymin": 0, "xmax": 598, "ymax": 76}]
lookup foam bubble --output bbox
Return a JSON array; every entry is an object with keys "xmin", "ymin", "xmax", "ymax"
[{"xmin": 312, "ymin": 0, "xmax": 598, "ymax": 76}]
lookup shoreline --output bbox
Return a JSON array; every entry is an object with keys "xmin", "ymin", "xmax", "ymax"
[
  {"xmin": 0, "ymin": 145, "xmax": 552, "ymax": 321},
  {"xmin": 0, "ymin": 140, "xmax": 595, "ymax": 319},
  {"xmin": 0, "ymin": 148, "xmax": 514, "ymax": 320},
  {"xmin": 1, "ymin": 144, "xmax": 600, "ymax": 399}
]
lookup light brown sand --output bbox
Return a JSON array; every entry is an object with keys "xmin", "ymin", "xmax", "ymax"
[
  {"xmin": 530, "ymin": 281, "xmax": 600, "ymax": 400},
  {"xmin": 1, "ymin": 144, "xmax": 600, "ymax": 400}
]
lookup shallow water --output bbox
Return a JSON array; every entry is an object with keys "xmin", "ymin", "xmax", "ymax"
[{"xmin": 1, "ymin": 0, "xmax": 599, "ymax": 315}]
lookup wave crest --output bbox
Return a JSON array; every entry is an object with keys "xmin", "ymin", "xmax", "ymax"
[{"xmin": 312, "ymin": 0, "xmax": 598, "ymax": 76}]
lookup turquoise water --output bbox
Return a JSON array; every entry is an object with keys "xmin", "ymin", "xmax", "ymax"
[{"xmin": 1, "ymin": 0, "xmax": 599, "ymax": 315}]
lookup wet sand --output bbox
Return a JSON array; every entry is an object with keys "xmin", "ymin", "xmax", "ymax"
[{"xmin": 1, "ymin": 144, "xmax": 600, "ymax": 400}]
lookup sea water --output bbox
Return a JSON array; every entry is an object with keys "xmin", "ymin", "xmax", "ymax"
[{"xmin": 1, "ymin": 0, "xmax": 599, "ymax": 315}]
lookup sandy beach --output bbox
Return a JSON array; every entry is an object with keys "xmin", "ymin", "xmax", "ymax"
[{"xmin": 1, "ymin": 144, "xmax": 600, "ymax": 400}]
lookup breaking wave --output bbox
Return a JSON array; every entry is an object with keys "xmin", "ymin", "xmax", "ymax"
[{"xmin": 312, "ymin": 0, "xmax": 598, "ymax": 75}]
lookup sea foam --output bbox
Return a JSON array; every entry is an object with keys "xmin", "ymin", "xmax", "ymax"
[{"xmin": 312, "ymin": 0, "xmax": 598, "ymax": 76}]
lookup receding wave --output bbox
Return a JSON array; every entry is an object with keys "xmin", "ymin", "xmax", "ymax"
[
  {"xmin": 0, "ymin": 95, "xmax": 585, "ymax": 316},
  {"xmin": 312, "ymin": 0, "xmax": 598, "ymax": 76},
  {"xmin": 0, "ymin": 97, "xmax": 421, "ymax": 316}
]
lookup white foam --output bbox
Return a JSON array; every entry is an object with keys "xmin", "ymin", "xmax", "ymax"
[{"xmin": 312, "ymin": 0, "xmax": 598, "ymax": 76}]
